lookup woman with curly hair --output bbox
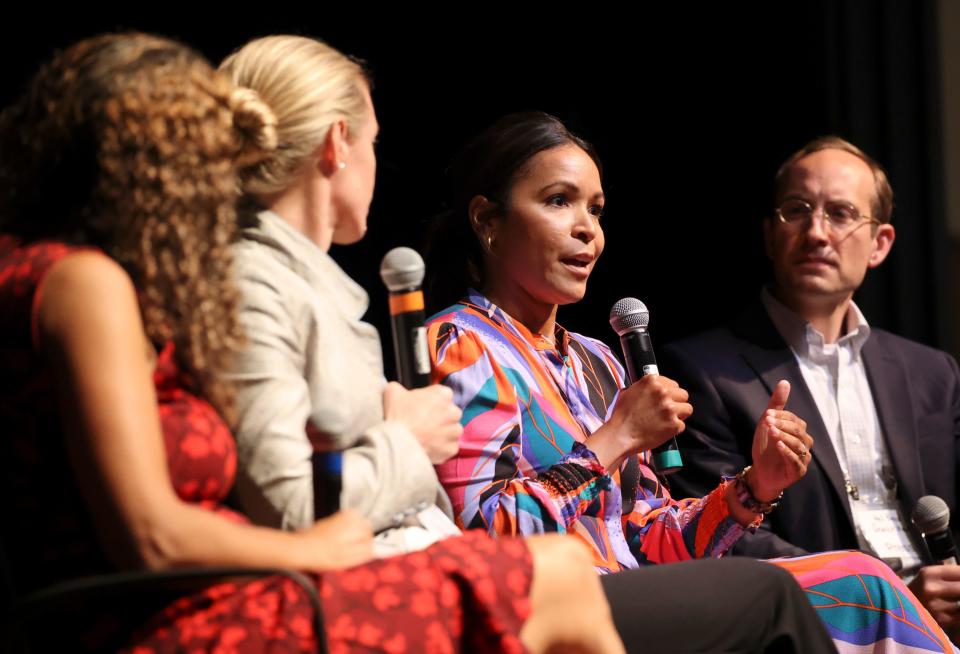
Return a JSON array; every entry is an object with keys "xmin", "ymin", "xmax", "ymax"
[{"xmin": 0, "ymin": 33, "xmax": 626, "ymax": 653}]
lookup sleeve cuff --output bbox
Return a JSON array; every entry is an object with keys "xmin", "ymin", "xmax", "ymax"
[{"xmin": 537, "ymin": 442, "xmax": 610, "ymax": 496}]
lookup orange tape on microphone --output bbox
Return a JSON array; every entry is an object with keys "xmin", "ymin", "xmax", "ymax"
[{"xmin": 388, "ymin": 291, "xmax": 424, "ymax": 315}]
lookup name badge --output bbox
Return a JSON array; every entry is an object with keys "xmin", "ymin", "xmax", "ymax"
[{"xmin": 859, "ymin": 508, "xmax": 922, "ymax": 570}]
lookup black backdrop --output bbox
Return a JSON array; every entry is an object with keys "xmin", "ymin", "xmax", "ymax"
[{"xmin": 0, "ymin": 2, "xmax": 947, "ymax": 379}]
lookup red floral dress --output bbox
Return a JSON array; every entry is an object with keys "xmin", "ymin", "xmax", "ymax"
[{"xmin": 0, "ymin": 237, "xmax": 532, "ymax": 653}]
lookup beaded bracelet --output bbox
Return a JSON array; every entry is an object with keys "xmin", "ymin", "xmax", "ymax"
[{"xmin": 723, "ymin": 466, "xmax": 783, "ymax": 531}]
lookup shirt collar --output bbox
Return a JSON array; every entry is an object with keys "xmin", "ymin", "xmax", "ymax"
[
  {"xmin": 761, "ymin": 286, "xmax": 871, "ymax": 359},
  {"xmin": 464, "ymin": 288, "xmax": 569, "ymax": 353},
  {"xmin": 243, "ymin": 209, "xmax": 370, "ymax": 320}
]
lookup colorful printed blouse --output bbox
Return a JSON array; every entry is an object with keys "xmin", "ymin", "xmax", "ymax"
[{"xmin": 427, "ymin": 290, "xmax": 745, "ymax": 573}]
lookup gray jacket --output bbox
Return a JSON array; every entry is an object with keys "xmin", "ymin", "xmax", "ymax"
[{"xmin": 225, "ymin": 210, "xmax": 457, "ymax": 554}]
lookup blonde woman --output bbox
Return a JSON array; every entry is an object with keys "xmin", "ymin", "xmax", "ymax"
[{"xmin": 220, "ymin": 34, "xmax": 466, "ymax": 555}]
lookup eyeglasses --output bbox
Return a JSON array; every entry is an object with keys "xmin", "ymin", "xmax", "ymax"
[{"xmin": 775, "ymin": 198, "xmax": 880, "ymax": 233}]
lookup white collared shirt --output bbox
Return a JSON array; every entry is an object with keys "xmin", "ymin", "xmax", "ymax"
[{"xmin": 761, "ymin": 288, "xmax": 922, "ymax": 575}]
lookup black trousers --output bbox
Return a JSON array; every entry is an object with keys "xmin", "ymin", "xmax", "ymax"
[{"xmin": 599, "ymin": 557, "xmax": 836, "ymax": 654}]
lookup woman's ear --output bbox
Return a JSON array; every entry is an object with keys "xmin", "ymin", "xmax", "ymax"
[
  {"xmin": 468, "ymin": 195, "xmax": 500, "ymax": 250},
  {"xmin": 317, "ymin": 119, "xmax": 349, "ymax": 176}
]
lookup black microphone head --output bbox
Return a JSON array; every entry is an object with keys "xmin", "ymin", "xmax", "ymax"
[
  {"xmin": 912, "ymin": 495, "xmax": 951, "ymax": 535},
  {"xmin": 609, "ymin": 297, "xmax": 650, "ymax": 336},
  {"xmin": 380, "ymin": 247, "xmax": 425, "ymax": 292}
]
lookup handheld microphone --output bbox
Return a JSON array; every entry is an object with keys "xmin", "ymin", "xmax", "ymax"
[
  {"xmin": 380, "ymin": 247, "xmax": 431, "ymax": 389},
  {"xmin": 305, "ymin": 421, "xmax": 341, "ymax": 519},
  {"xmin": 311, "ymin": 449, "xmax": 342, "ymax": 519},
  {"xmin": 609, "ymin": 297, "xmax": 683, "ymax": 474},
  {"xmin": 912, "ymin": 495, "xmax": 958, "ymax": 565}
]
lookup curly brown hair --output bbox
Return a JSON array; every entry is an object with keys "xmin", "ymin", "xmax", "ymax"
[{"xmin": 0, "ymin": 33, "xmax": 276, "ymax": 420}]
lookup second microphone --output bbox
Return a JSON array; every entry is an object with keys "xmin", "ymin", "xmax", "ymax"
[{"xmin": 380, "ymin": 246, "xmax": 432, "ymax": 389}]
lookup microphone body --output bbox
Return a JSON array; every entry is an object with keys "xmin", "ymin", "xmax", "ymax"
[
  {"xmin": 311, "ymin": 447, "xmax": 342, "ymax": 519},
  {"xmin": 912, "ymin": 495, "xmax": 958, "ymax": 565},
  {"xmin": 380, "ymin": 247, "xmax": 431, "ymax": 389},
  {"xmin": 618, "ymin": 329, "xmax": 660, "ymax": 381},
  {"xmin": 610, "ymin": 298, "xmax": 683, "ymax": 474}
]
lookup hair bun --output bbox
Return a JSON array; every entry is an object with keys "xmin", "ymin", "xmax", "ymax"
[{"xmin": 228, "ymin": 86, "xmax": 278, "ymax": 167}]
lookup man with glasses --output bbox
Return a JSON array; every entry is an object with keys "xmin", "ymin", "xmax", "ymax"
[{"xmin": 660, "ymin": 136, "xmax": 960, "ymax": 632}]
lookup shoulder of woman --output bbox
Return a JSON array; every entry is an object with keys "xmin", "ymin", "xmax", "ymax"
[
  {"xmin": 41, "ymin": 250, "xmax": 134, "ymax": 298},
  {"xmin": 428, "ymin": 308, "xmax": 500, "ymax": 378},
  {"xmin": 36, "ymin": 251, "xmax": 141, "ymax": 348},
  {"xmin": 427, "ymin": 300, "xmax": 514, "ymax": 349},
  {"xmin": 426, "ymin": 300, "xmax": 470, "ymax": 324}
]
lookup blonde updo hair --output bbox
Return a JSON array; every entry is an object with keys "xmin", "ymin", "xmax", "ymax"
[
  {"xmin": 229, "ymin": 86, "xmax": 280, "ymax": 167},
  {"xmin": 0, "ymin": 32, "xmax": 278, "ymax": 420},
  {"xmin": 220, "ymin": 35, "xmax": 370, "ymax": 197}
]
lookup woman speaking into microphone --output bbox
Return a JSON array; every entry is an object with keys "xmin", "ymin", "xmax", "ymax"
[{"xmin": 425, "ymin": 110, "xmax": 957, "ymax": 654}]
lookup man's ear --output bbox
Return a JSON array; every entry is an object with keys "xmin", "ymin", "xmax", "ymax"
[{"xmin": 868, "ymin": 223, "xmax": 895, "ymax": 268}]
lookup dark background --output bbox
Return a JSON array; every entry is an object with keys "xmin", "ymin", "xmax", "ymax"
[{"xmin": 0, "ymin": 2, "xmax": 947, "ymax": 378}]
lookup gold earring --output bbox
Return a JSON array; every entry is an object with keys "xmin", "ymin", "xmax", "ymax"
[{"xmin": 484, "ymin": 233, "xmax": 498, "ymax": 255}]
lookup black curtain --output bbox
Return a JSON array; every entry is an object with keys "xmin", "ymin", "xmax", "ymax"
[
  {"xmin": 0, "ymin": 3, "xmax": 948, "ymax": 378},
  {"xmin": 817, "ymin": 0, "xmax": 947, "ymax": 347}
]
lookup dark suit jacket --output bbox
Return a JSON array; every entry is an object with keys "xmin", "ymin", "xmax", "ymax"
[{"xmin": 659, "ymin": 299, "xmax": 960, "ymax": 560}]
